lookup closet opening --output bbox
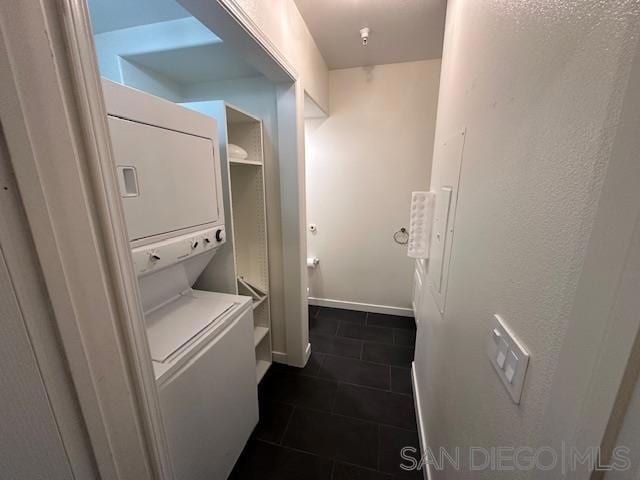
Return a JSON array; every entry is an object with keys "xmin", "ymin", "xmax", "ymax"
[{"xmin": 82, "ymin": 0, "xmax": 308, "ymax": 478}]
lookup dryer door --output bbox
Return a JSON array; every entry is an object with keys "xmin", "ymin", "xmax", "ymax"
[{"xmin": 108, "ymin": 116, "xmax": 221, "ymax": 241}]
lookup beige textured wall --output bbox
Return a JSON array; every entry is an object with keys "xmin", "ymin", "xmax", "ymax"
[
  {"xmin": 414, "ymin": 1, "xmax": 640, "ymax": 478},
  {"xmin": 305, "ymin": 60, "xmax": 441, "ymax": 312}
]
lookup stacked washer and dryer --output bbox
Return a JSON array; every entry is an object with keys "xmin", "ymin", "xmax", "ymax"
[{"xmin": 103, "ymin": 79, "xmax": 258, "ymax": 480}]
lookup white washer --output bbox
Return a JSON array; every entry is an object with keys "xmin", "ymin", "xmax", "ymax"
[
  {"xmin": 103, "ymin": 79, "xmax": 258, "ymax": 480},
  {"xmin": 135, "ymin": 233, "xmax": 258, "ymax": 480}
]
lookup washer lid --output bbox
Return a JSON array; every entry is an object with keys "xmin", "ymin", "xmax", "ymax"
[{"xmin": 146, "ymin": 290, "xmax": 235, "ymax": 363}]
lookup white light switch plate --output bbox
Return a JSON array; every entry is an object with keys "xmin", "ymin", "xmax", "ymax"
[{"xmin": 486, "ymin": 314, "xmax": 530, "ymax": 404}]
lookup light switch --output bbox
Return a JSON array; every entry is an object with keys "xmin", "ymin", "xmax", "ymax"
[
  {"xmin": 505, "ymin": 351, "xmax": 518, "ymax": 384},
  {"xmin": 496, "ymin": 338, "xmax": 509, "ymax": 369},
  {"xmin": 486, "ymin": 314, "xmax": 530, "ymax": 404},
  {"xmin": 492, "ymin": 328, "xmax": 501, "ymax": 343}
]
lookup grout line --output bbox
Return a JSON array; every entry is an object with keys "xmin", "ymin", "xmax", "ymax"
[
  {"xmin": 279, "ymin": 404, "xmax": 296, "ymax": 445},
  {"xmin": 258, "ymin": 438, "xmax": 404, "ymax": 478},
  {"xmin": 376, "ymin": 423, "xmax": 382, "ymax": 472},
  {"xmin": 330, "ymin": 381, "xmax": 340, "ymax": 414},
  {"xmin": 311, "ymin": 349, "xmax": 412, "ymax": 369},
  {"xmin": 266, "ymin": 440, "xmax": 391, "ymax": 478},
  {"xmin": 315, "ymin": 353, "xmax": 327, "ymax": 378},
  {"xmin": 333, "ymin": 460, "xmax": 392, "ymax": 477},
  {"xmin": 337, "ymin": 335, "xmax": 396, "ymax": 347},
  {"xmin": 267, "ymin": 400, "xmax": 419, "ymax": 433},
  {"xmin": 324, "ymin": 326, "xmax": 407, "ymax": 347},
  {"xmin": 335, "ymin": 379, "xmax": 412, "ymax": 398},
  {"xmin": 279, "ymin": 360, "xmax": 410, "ymax": 396},
  {"xmin": 320, "ymin": 351, "xmax": 395, "ymax": 367},
  {"xmin": 257, "ymin": 438, "xmax": 335, "ymax": 463}
]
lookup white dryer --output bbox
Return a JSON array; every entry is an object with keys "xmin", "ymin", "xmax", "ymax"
[{"xmin": 103, "ymin": 79, "xmax": 258, "ymax": 480}]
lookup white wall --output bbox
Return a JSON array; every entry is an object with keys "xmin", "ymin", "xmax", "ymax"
[
  {"xmin": 92, "ymin": 16, "xmax": 217, "ymax": 100},
  {"xmin": 0, "ymin": 252, "xmax": 75, "ymax": 479},
  {"xmin": 305, "ymin": 60, "xmax": 440, "ymax": 313},
  {"xmin": 227, "ymin": 0, "xmax": 329, "ymax": 112},
  {"xmin": 413, "ymin": 1, "xmax": 640, "ymax": 479}
]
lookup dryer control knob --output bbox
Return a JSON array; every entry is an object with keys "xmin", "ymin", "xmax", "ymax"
[
  {"xmin": 191, "ymin": 239, "xmax": 199, "ymax": 249},
  {"xmin": 215, "ymin": 229, "xmax": 224, "ymax": 242},
  {"xmin": 149, "ymin": 251, "xmax": 160, "ymax": 261}
]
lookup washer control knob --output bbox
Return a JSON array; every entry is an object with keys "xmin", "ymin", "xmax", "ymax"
[
  {"xmin": 215, "ymin": 229, "xmax": 224, "ymax": 242},
  {"xmin": 149, "ymin": 251, "xmax": 160, "ymax": 261},
  {"xmin": 191, "ymin": 239, "xmax": 199, "ymax": 249}
]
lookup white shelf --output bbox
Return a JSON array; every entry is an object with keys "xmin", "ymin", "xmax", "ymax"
[
  {"xmin": 254, "ymin": 326, "xmax": 269, "ymax": 346},
  {"xmin": 252, "ymin": 295, "xmax": 268, "ymax": 310},
  {"xmin": 256, "ymin": 360, "xmax": 271, "ymax": 383},
  {"xmin": 230, "ymin": 162, "xmax": 269, "ymax": 293},
  {"xmin": 182, "ymin": 101, "xmax": 272, "ymax": 384},
  {"xmin": 229, "ymin": 158, "xmax": 263, "ymax": 166}
]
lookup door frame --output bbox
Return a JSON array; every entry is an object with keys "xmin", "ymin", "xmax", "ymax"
[{"xmin": 0, "ymin": 0, "xmax": 308, "ymax": 478}]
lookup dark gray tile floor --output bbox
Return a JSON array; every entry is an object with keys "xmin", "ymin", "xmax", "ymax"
[{"xmin": 230, "ymin": 307, "xmax": 423, "ymax": 480}]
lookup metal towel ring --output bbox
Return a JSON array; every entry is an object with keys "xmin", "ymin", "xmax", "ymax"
[{"xmin": 393, "ymin": 227, "xmax": 409, "ymax": 245}]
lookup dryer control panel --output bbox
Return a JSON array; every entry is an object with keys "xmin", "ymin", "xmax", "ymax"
[{"xmin": 132, "ymin": 226, "xmax": 225, "ymax": 277}]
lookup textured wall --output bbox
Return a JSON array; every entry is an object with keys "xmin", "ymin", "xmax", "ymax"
[
  {"xmin": 228, "ymin": 0, "xmax": 330, "ymax": 112},
  {"xmin": 413, "ymin": 1, "xmax": 640, "ymax": 479},
  {"xmin": 305, "ymin": 60, "xmax": 440, "ymax": 312}
]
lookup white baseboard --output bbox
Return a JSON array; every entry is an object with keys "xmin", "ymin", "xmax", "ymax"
[
  {"xmin": 272, "ymin": 351, "xmax": 287, "ymax": 364},
  {"xmin": 272, "ymin": 343, "xmax": 311, "ymax": 367},
  {"xmin": 308, "ymin": 297, "xmax": 413, "ymax": 317},
  {"xmin": 412, "ymin": 362, "xmax": 432, "ymax": 480}
]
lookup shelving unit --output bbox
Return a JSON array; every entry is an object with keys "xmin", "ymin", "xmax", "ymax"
[
  {"xmin": 253, "ymin": 326, "xmax": 269, "ymax": 347},
  {"xmin": 186, "ymin": 101, "xmax": 272, "ymax": 383}
]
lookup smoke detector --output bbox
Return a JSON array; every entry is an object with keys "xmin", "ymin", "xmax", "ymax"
[{"xmin": 360, "ymin": 27, "xmax": 370, "ymax": 47}]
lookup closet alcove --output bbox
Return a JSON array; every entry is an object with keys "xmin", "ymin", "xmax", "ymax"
[{"xmin": 88, "ymin": 0, "xmax": 290, "ymax": 381}]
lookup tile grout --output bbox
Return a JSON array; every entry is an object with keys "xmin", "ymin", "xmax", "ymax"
[
  {"xmin": 307, "ymin": 344, "xmax": 413, "ymax": 369},
  {"xmin": 312, "ymin": 328, "xmax": 414, "ymax": 347},
  {"xmin": 273, "ymin": 371, "xmax": 414, "ymax": 398},
  {"xmin": 376, "ymin": 422, "xmax": 382, "ymax": 472},
  {"xmin": 258, "ymin": 436, "xmax": 411, "ymax": 479},
  {"xmin": 336, "ymin": 380, "xmax": 415, "ymax": 400},
  {"xmin": 330, "ymin": 380, "xmax": 339, "ymax": 414},
  {"xmin": 281, "ymin": 354, "xmax": 413, "ymax": 395},
  {"xmin": 265, "ymin": 397, "xmax": 419, "ymax": 433},
  {"xmin": 278, "ymin": 404, "xmax": 296, "ymax": 445},
  {"xmin": 240, "ymin": 306, "xmax": 419, "ymax": 478}
]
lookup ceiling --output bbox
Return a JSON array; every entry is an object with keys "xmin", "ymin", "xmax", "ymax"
[
  {"xmin": 89, "ymin": 0, "xmax": 261, "ymax": 84},
  {"xmin": 294, "ymin": 0, "xmax": 446, "ymax": 70},
  {"xmin": 88, "ymin": 0, "xmax": 190, "ymax": 34},
  {"xmin": 124, "ymin": 44, "xmax": 261, "ymax": 85}
]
